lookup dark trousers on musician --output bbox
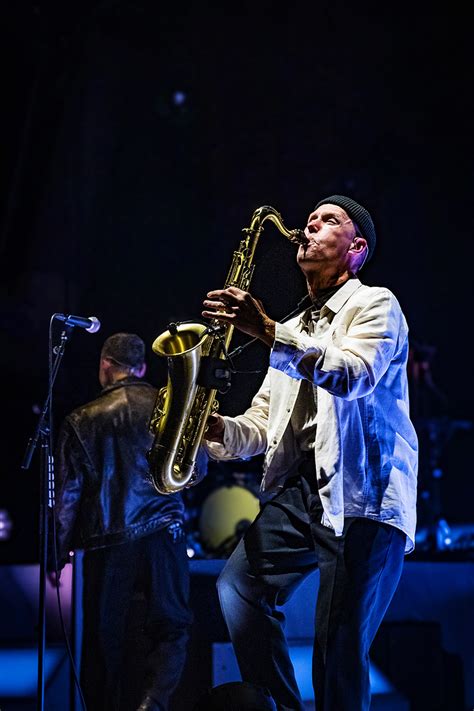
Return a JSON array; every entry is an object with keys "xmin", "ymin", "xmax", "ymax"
[
  {"xmin": 81, "ymin": 525, "xmax": 192, "ymax": 711},
  {"xmin": 217, "ymin": 469, "xmax": 406, "ymax": 711}
]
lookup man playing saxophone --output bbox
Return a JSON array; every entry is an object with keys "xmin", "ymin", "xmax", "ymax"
[{"xmin": 202, "ymin": 195, "xmax": 418, "ymax": 711}]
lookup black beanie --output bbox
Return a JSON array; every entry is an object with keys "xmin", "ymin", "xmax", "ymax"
[
  {"xmin": 314, "ymin": 195, "xmax": 376, "ymax": 263},
  {"xmin": 101, "ymin": 332, "xmax": 145, "ymax": 368}
]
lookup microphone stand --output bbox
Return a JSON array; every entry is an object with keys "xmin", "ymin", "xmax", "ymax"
[{"xmin": 21, "ymin": 322, "xmax": 74, "ymax": 711}]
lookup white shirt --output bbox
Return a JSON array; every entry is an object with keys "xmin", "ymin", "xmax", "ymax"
[{"xmin": 205, "ymin": 278, "xmax": 418, "ymax": 553}]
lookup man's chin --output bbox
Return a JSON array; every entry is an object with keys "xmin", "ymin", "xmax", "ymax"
[{"xmin": 297, "ymin": 254, "xmax": 318, "ymax": 271}]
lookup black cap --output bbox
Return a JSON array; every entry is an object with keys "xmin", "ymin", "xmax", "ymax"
[
  {"xmin": 101, "ymin": 332, "xmax": 145, "ymax": 368},
  {"xmin": 314, "ymin": 194, "xmax": 376, "ymax": 262}
]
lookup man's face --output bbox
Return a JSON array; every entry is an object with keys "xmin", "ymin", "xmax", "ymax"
[{"xmin": 297, "ymin": 203, "xmax": 358, "ymax": 274}]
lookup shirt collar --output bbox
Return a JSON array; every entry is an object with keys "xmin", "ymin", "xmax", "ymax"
[
  {"xmin": 323, "ymin": 277, "xmax": 362, "ymax": 314},
  {"xmin": 298, "ymin": 277, "xmax": 363, "ymax": 329}
]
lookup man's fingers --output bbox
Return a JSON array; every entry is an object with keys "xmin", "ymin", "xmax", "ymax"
[{"xmin": 203, "ymin": 299, "xmax": 229, "ymax": 310}]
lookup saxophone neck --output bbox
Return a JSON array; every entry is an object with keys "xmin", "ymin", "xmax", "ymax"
[{"xmin": 249, "ymin": 205, "xmax": 307, "ymax": 246}]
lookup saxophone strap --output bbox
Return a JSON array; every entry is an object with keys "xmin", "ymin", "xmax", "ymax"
[{"xmin": 227, "ymin": 293, "xmax": 311, "ymax": 361}]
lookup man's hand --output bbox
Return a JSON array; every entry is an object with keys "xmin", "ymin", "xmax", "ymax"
[
  {"xmin": 202, "ymin": 287, "xmax": 275, "ymax": 347},
  {"xmin": 204, "ymin": 414, "xmax": 225, "ymax": 443}
]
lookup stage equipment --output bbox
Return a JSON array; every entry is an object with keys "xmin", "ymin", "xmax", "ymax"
[
  {"xmin": 415, "ymin": 415, "xmax": 472, "ymax": 552},
  {"xmin": 193, "ymin": 681, "xmax": 277, "ymax": 711},
  {"xmin": 184, "ymin": 462, "xmax": 262, "ymax": 558},
  {"xmin": 197, "ymin": 484, "xmax": 260, "ymax": 557},
  {"xmin": 147, "ymin": 206, "xmax": 306, "ymax": 495},
  {"xmin": 21, "ymin": 316, "xmax": 96, "ymax": 711},
  {"xmin": 54, "ymin": 313, "xmax": 101, "ymax": 333}
]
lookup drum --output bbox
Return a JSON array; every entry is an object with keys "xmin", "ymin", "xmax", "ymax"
[
  {"xmin": 197, "ymin": 484, "xmax": 261, "ymax": 557},
  {"xmin": 184, "ymin": 459, "xmax": 263, "ymax": 558}
]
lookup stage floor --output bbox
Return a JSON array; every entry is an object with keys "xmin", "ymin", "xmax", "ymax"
[{"xmin": 0, "ymin": 556, "xmax": 473, "ymax": 710}]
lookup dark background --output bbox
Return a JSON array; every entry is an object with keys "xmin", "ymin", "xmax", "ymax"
[{"xmin": 1, "ymin": 1, "xmax": 473, "ymax": 563}]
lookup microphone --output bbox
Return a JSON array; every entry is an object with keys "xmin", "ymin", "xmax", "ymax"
[{"xmin": 55, "ymin": 313, "xmax": 101, "ymax": 333}]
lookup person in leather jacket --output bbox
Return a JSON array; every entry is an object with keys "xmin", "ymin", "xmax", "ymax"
[{"xmin": 50, "ymin": 332, "xmax": 192, "ymax": 711}]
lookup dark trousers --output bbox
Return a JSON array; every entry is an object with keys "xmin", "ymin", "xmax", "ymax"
[
  {"xmin": 81, "ymin": 526, "xmax": 193, "ymax": 711},
  {"xmin": 216, "ymin": 471, "xmax": 406, "ymax": 711}
]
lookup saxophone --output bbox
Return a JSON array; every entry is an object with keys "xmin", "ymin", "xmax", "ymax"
[{"xmin": 147, "ymin": 205, "xmax": 307, "ymax": 494}]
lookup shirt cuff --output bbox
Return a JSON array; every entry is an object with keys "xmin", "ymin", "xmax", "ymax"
[
  {"xmin": 270, "ymin": 322, "xmax": 323, "ymax": 379},
  {"xmin": 203, "ymin": 417, "xmax": 241, "ymax": 459}
]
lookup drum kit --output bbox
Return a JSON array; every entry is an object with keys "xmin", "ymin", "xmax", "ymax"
[
  {"xmin": 408, "ymin": 340, "xmax": 473, "ymax": 553},
  {"xmin": 183, "ymin": 457, "xmax": 263, "ymax": 558}
]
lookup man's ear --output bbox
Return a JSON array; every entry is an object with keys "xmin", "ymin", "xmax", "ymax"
[
  {"xmin": 350, "ymin": 238, "xmax": 369, "ymax": 272},
  {"xmin": 350, "ymin": 236, "xmax": 368, "ymax": 254},
  {"xmin": 99, "ymin": 357, "xmax": 114, "ymax": 387},
  {"xmin": 134, "ymin": 362, "xmax": 147, "ymax": 378}
]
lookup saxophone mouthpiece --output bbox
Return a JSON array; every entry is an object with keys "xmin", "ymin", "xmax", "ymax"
[
  {"xmin": 168, "ymin": 322, "xmax": 178, "ymax": 335},
  {"xmin": 293, "ymin": 229, "xmax": 309, "ymax": 246}
]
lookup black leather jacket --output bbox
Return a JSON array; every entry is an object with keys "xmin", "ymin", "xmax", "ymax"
[{"xmin": 52, "ymin": 377, "xmax": 185, "ymax": 568}]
